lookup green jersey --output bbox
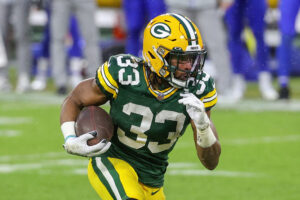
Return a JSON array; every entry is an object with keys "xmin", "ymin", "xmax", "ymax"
[{"xmin": 95, "ymin": 54, "xmax": 217, "ymax": 187}]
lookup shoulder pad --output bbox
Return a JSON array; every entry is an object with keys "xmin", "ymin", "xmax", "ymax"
[
  {"xmin": 193, "ymin": 71, "xmax": 217, "ymax": 110},
  {"xmin": 95, "ymin": 54, "xmax": 143, "ymax": 99}
]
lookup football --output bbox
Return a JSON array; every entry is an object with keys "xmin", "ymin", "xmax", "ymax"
[{"xmin": 75, "ymin": 106, "xmax": 114, "ymax": 146}]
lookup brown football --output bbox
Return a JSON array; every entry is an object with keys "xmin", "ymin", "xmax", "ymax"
[{"xmin": 75, "ymin": 106, "xmax": 114, "ymax": 146}]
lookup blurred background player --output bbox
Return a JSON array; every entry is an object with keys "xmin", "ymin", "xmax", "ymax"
[
  {"xmin": 50, "ymin": 0, "xmax": 101, "ymax": 95},
  {"xmin": 122, "ymin": 0, "xmax": 166, "ymax": 57},
  {"xmin": 166, "ymin": 0, "xmax": 234, "ymax": 98},
  {"xmin": 0, "ymin": 0, "xmax": 32, "ymax": 93},
  {"xmin": 225, "ymin": 0, "xmax": 278, "ymax": 101},
  {"xmin": 276, "ymin": 0, "xmax": 300, "ymax": 99},
  {"xmin": 30, "ymin": 1, "xmax": 51, "ymax": 92},
  {"xmin": 0, "ymin": 28, "xmax": 8, "ymax": 70},
  {"xmin": 31, "ymin": 1, "xmax": 85, "ymax": 91}
]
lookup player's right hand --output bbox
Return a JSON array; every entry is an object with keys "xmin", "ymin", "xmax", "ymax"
[{"xmin": 63, "ymin": 133, "xmax": 111, "ymax": 157}]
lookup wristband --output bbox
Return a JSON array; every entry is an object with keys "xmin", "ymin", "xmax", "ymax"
[
  {"xmin": 61, "ymin": 121, "xmax": 76, "ymax": 141},
  {"xmin": 196, "ymin": 126, "xmax": 217, "ymax": 148}
]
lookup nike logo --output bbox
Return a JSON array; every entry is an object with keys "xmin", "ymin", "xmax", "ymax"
[{"xmin": 151, "ymin": 188, "xmax": 160, "ymax": 195}]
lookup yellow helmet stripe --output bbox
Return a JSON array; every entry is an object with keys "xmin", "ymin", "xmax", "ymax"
[{"xmin": 170, "ymin": 13, "xmax": 198, "ymax": 46}]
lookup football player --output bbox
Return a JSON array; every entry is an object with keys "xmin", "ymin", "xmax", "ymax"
[
  {"xmin": 277, "ymin": 0, "xmax": 300, "ymax": 99},
  {"xmin": 123, "ymin": 0, "xmax": 166, "ymax": 57},
  {"xmin": 225, "ymin": 0, "xmax": 278, "ymax": 101},
  {"xmin": 60, "ymin": 13, "xmax": 221, "ymax": 199}
]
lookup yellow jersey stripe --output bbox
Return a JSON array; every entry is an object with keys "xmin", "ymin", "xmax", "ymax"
[
  {"xmin": 203, "ymin": 92, "xmax": 217, "ymax": 103},
  {"xmin": 204, "ymin": 88, "xmax": 216, "ymax": 98},
  {"xmin": 97, "ymin": 62, "xmax": 118, "ymax": 99},
  {"xmin": 204, "ymin": 96, "xmax": 217, "ymax": 108},
  {"xmin": 103, "ymin": 62, "xmax": 118, "ymax": 90},
  {"xmin": 200, "ymin": 88, "xmax": 217, "ymax": 108},
  {"xmin": 97, "ymin": 67, "xmax": 116, "ymax": 98},
  {"xmin": 163, "ymin": 88, "xmax": 177, "ymax": 99}
]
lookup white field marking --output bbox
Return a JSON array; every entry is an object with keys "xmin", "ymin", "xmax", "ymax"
[
  {"xmin": 0, "ymin": 163, "xmax": 43, "ymax": 173},
  {"xmin": 168, "ymin": 162, "xmax": 198, "ymax": 168},
  {"xmin": 0, "ymin": 130, "xmax": 21, "ymax": 137},
  {"xmin": 216, "ymin": 99, "xmax": 300, "ymax": 112},
  {"xmin": 223, "ymin": 134, "xmax": 300, "ymax": 145},
  {"xmin": 0, "ymin": 152, "xmax": 67, "ymax": 162},
  {"xmin": 167, "ymin": 169, "xmax": 262, "ymax": 178},
  {"xmin": 0, "ymin": 92, "xmax": 65, "ymax": 105},
  {"xmin": 0, "ymin": 117, "xmax": 33, "ymax": 125},
  {"xmin": 72, "ymin": 168, "xmax": 87, "ymax": 175},
  {"xmin": 175, "ymin": 134, "xmax": 300, "ymax": 149},
  {"xmin": 0, "ymin": 159, "xmax": 88, "ymax": 173},
  {"xmin": 0, "ymin": 159, "xmax": 261, "ymax": 179}
]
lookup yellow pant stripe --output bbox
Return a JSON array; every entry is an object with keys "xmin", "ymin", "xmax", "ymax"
[
  {"xmin": 88, "ymin": 157, "xmax": 166, "ymax": 200},
  {"xmin": 88, "ymin": 158, "xmax": 114, "ymax": 200},
  {"xmin": 89, "ymin": 157, "xmax": 128, "ymax": 200},
  {"xmin": 96, "ymin": 157, "xmax": 126, "ymax": 199}
]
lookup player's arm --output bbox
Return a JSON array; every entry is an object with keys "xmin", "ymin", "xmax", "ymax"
[
  {"xmin": 60, "ymin": 78, "xmax": 111, "ymax": 157},
  {"xmin": 178, "ymin": 93, "xmax": 221, "ymax": 170},
  {"xmin": 191, "ymin": 110, "xmax": 221, "ymax": 170},
  {"xmin": 60, "ymin": 78, "xmax": 107, "ymax": 124}
]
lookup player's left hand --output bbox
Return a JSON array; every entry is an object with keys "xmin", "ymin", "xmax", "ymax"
[{"xmin": 178, "ymin": 93, "xmax": 210, "ymax": 130}]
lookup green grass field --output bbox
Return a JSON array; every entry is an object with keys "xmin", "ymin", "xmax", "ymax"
[{"xmin": 1, "ymin": 79, "xmax": 300, "ymax": 200}]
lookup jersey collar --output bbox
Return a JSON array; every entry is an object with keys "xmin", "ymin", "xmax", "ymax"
[{"xmin": 143, "ymin": 66, "xmax": 178, "ymax": 101}]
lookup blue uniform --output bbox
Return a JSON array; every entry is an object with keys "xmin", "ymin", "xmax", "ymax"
[
  {"xmin": 38, "ymin": 8, "xmax": 83, "ymax": 59},
  {"xmin": 225, "ymin": 0, "xmax": 268, "ymax": 76},
  {"xmin": 277, "ymin": 0, "xmax": 300, "ymax": 87},
  {"xmin": 123, "ymin": 0, "xmax": 166, "ymax": 56}
]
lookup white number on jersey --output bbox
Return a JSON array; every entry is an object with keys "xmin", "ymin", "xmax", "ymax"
[
  {"xmin": 117, "ymin": 102, "xmax": 186, "ymax": 153},
  {"xmin": 116, "ymin": 55, "xmax": 140, "ymax": 86}
]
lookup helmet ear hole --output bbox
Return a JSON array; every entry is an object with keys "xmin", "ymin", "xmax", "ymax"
[
  {"xmin": 164, "ymin": 53, "xmax": 170, "ymax": 61},
  {"xmin": 148, "ymin": 51, "xmax": 156, "ymax": 59}
]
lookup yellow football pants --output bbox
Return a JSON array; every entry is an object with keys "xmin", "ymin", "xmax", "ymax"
[{"xmin": 88, "ymin": 157, "xmax": 166, "ymax": 200}]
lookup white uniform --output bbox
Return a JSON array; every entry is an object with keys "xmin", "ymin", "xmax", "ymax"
[
  {"xmin": 50, "ymin": 0, "xmax": 101, "ymax": 89},
  {"xmin": 0, "ymin": 28, "xmax": 7, "ymax": 68},
  {"xmin": 0, "ymin": 0, "xmax": 31, "ymax": 92}
]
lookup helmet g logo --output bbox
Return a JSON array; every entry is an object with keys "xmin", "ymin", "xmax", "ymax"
[{"xmin": 151, "ymin": 23, "xmax": 171, "ymax": 39}]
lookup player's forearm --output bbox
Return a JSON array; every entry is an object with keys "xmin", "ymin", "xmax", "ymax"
[
  {"xmin": 197, "ymin": 141, "xmax": 221, "ymax": 170},
  {"xmin": 192, "ymin": 121, "xmax": 221, "ymax": 170}
]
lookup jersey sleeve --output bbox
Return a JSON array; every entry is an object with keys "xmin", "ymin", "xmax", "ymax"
[
  {"xmin": 195, "ymin": 72, "xmax": 218, "ymax": 111},
  {"xmin": 95, "ymin": 56, "xmax": 120, "ymax": 100}
]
